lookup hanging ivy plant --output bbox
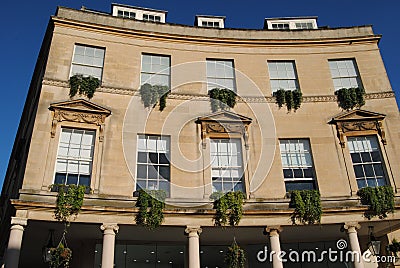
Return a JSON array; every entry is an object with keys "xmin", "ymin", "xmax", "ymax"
[
  {"xmin": 335, "ymin": 87, "xmax": 365, "ymax": 110},
  {"xmin": 69, "ymin": 74, "xmax": 100, "ymax": 99},
  {"xmin": 49, "ymin": 234, "xmax": 72, "ymax": 268},
  {"xmin": 208, "ymin": 88, "xmax": 237, "ymax": 112},
  {"xmin": 357, "ymin": 185, "xmax": 394, "ymax": 220},
  {"xmin": 274, "ymin": 89, "xmax": 286, "ymax": 108},
  {"xmin": 225, "ymin": 240, "xmax": 246, "ymax": 268},
  {"xmin": 135, "ymin": 189, "xmax": 167, "ymax": 230},
  {"xmin": 52, "ymin": 184, "xmax": 87, "ymax": 226},
  {"xmin": 139, "ymin": 83, "xmax": 170, "ymax": 111},
  {"xmin": 387, "ymin": 238, "xmax": 400, "ymax": 257},
  {"xmin": 273, "ymin": 89, "xmax": 302, "ymax": 112},
  {"xmin": 289, "ymin": 190, "xmax": 322, "ymax": 225},
  {"xmin": 292, "ymin": 89, "xmax": 303, "ymax": 111},
  {"xmin": 210, "ymin": 191, "xmax": 245, "ymax": 227}
]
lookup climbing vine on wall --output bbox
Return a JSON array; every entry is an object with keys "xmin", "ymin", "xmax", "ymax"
[
  {"xmin": 135, "ymin": 189, "xmax": 167, "ymax": 230},
  {"xmin": 357, "ymin": 185, "xmax": 394, "ymax": 219},
  {"xmin": 335, "ymin": 87, "xmax": 365, "ymax": 110},
  {"xmin": 53, "ymin": 184, "xmax": 87, "ymax": 226},
  {"xmin": 139, "ymin": 83, "xmax": 170, "ymax": 111},
  {"xmin": 210, "ymin": 191, "xmax": 245, "ymax": 227},
  {"xmin": 273, "ymin": 89, "xmax": 302, "ymax": 112},
  {"xmin": 208, "ymin": 88, "xmax": 237, "ymax": 112},
  {"xmin": 69, "ymin": 74, "xmax": 100, "ymax": 99},
  {"xmin": 289, "ymin": 190, "xmax": 322, "ymax": 225}
]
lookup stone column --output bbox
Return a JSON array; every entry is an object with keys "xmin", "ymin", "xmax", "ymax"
[
  {"xmin": 100, "ymin": 223, "xmax": 119, "ymax": 268},
  {"xmin": 4, "ymin": 217, "xmax": 28, "ymax": 268},
  {"xmin": 265, "ymin": 226, "xmax": 283, "ymax": 268},
  {"xmin": 344, "ymin": 222, "xmax": 364, "ymax": 268},
  {"xmin": 185, "ymin": 226, "xmax": 202, "ymax": 268}
]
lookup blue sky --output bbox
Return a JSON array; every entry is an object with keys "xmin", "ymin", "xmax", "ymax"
[{"xmin": 0, "ymin": 1, "xmax": 399, "ymax": 189}]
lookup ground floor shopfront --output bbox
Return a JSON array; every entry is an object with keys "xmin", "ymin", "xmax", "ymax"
[{"xmin": 4, "ymin": 218, "xmax": 399, "ymax": 268}]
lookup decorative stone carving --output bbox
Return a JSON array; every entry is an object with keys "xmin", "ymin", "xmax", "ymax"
[
  {"xmin": 196, "ymin": 110, "xmax": 252, "ymax": 149},
  {"xmin": 330, "ymin": 109, "xmax": 386, "ymax": 148},
  {"xmin": 49, "ymin": 99, "xmax": 111, "ymax": 141}
]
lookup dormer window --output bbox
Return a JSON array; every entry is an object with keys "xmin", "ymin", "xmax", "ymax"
[
  {"xmin": 265, "ymin": 17, "xmax": 318, "ymax": 30},
  {"xmin": 195, "ymin": 15, "xmax": 225, "ymax": 29},
  {"xmin": 111, "ymin": 3, "xmax": 167, "ymax": 23}
]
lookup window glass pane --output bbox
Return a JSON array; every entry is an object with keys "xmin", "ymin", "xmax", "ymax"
[
  {"xmin": 207, "ymin": 59, "xmax": 236, "ymax": 91},
  {"xmin": 54, "ymin": 128, "xmax": 95, "ymax": 186},
  {"xmin": 210, "ymin": 139, "xmax": 243, "ymax": 193},
  {"xmin": 329, "ymin": 59, "xmax": 360, "ymax": 90},
  {"xmin": 347, "ymin": 136, "xmax": 386, "ymax": 188}
]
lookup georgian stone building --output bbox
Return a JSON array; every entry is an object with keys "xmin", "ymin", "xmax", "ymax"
[{"xmin": 1, "ymin": 3, "xmax": 399, "ymax": 268}]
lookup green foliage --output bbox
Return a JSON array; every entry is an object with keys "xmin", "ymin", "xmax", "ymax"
[
  {"xmin": 135, "ymin": 189, "xmax": 167, "ymax": 230},
  {"xmin": 292, "ymin": 89, "xmax": 303, "ymax": 111},
  {"xmin": 335, "ymin": 87, "xmax": 365, "ymax": 110},
  {"xmin": 69, "ymin": 74, "xmax": 100, "ymax": 99},
  {"xmin": 387, "ymin": 239, "xmax": 400, "ymax": 257},
  {"xmin": 275, "ymin": 89, "xmax": 286, "ymax": 108},
  {"xmin": 273, "ymin": 89, "xmax": 302, "ymax": 112},
  {"xmin": 357, "ymin": 185, "xmax": 394, "ymax": 219},
  {"xmin": 225, "ymin": 240, "xmax": 246, "ymax": 268},
  {"xmin": 290, "ymin": 190, "xmax": 322, "ymax": 225},
  {"xmin": 285, "ymin": 90, "xmax": 294, "ymax": 111},
  {"xmin": 53, "ymin": 184, "xmax": 86, "ymax": 225},
  {"xmin": 49, "ymin": 242, "xmax": 72, "ymax": 268},
  {"xmin": 139, "ymin": 83, "xmax": 170, "ymax": 111},
  {"xmin": 210, "ymin": 191, "xmax": 245, "ymax": 227},
  {"xmin": 208, "ymin": 88, "xmax": 237, "ymax": 112}
]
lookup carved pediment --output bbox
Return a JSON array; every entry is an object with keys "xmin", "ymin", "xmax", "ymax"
[
  {"xmin": 196, "ymin": 111, "xmax": 252, "ymax": 149},
  {"xmin": 331, "ymin": 109, "xmax": 385, "ymax": 122},
  {"xmin": 49, "ymin": 99, "xmax": 112, "ymax": 115},
  {"xmin": 197, "ymin": 110, "xmax": 252, "ymax": 124},
  {"xmin": 49, "ymin": 99, "xmax": 111, "ymax": 140},
  {"xmin": 330, "ymin": 109, "xmax": 386, "ymax": 148}
]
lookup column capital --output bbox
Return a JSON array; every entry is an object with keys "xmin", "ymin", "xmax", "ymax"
[
  {"xmin": 101, "ymin": 223, "xmax": 119, "ymax": 234},
  {"xmin": 185, "ymin": 226, "xmax": 202, "ymax": 236},
  {"xmin": 11, "ymin": 217, "xmax": 27, "ymax": 227},
  {"xmin": 344, "ymin": 222, "xmax": 361, "ymax": 233},
  {"xmin": 265, "ymin": 226, "xmax": 283, "ymax": 236}
]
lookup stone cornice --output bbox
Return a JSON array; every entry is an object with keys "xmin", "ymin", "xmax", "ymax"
[
  {"xmin": 54, "ymin": 7, "xmax": 381, "ymax": 46},
  {"xmin": 42, "ymin": 78, "xmax": 395, "ymax": 103}
]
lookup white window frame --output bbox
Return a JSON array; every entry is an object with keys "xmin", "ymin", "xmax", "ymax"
[
  {"xmin": 210, "ymin": 138, "xmax": 244, "ymax": 193},
  {"xmin": 347, "ymin": 136, "xmax": 387, "ymax": 188},
  {"xmin": 329, "ymin": 59, "xmax": 362, "ymax": 90},
  {"xmin": 54, "ymin": 128, "xmax": 95, "ymax": 187},
  {"xmin": 143, "ymin": 13, "xmax": 161, "ymax": 22},
  {"xmin": 272, "ymin": 23, "xmax": 289, "ymax": 30},
  {"xmin": 136, "ymin": 135, "xmax": 171, "ymax": 194},
  {"xmin": 279, "ymin": 139, "xmax": 316, "ymax": 191},
  {"xmin": 140, "ymin": 54, "xmax": 171, "ymax": 87},
  {"xmin": 117, "ymin": 10, "xmax": 136, "ymax": 19},
  {"xmin": 70, "ymin": 44, "xmax": 105, "ymax": 80},
  {"xmin": 268, "ymin": 61, "xmax": 299, "ymax": 93},
  {"xmin": 206, "ymin": 59, "xmax": 236, "ymax": 91}
]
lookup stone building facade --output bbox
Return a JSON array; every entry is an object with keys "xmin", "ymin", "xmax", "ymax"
[{"xmin": 1, "ymin": 3, "xmax": 400, "ymax": 268}]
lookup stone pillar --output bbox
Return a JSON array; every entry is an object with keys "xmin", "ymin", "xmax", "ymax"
[
  {"xmin": 100, "ymin": 223, "xmax": 119, "ymax": 268},
  {"xmin": 185, "ymin": 226, "xmax": 202, "ymax": 268},
  {"xmin": 344, "ymin": 222, "xmax": 364, "ymax": 268},
  {"xmin": 265, "ymin": 226, "xmax": 283, "ymax": 268},
  {"xmin": 4, "ymin": 217, "xmax": 28, "ymax": 268}
]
